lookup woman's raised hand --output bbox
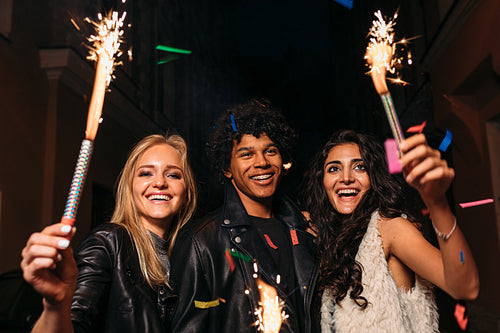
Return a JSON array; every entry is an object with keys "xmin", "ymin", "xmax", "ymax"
[
  {"xmin": 21, "ymin": 223, "xmax": 78, "ymax": 307},
  {"xmin": 400, "ymin": 134, "xmax": 455, "ymax": 206}
]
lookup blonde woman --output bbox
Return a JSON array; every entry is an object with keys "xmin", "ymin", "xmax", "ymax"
[{"xmin": 21, "ymin": 134, "xmax": 197, "ymax": 333}]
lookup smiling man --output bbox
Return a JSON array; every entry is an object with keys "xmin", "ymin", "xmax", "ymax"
[{"xmin": 170, "ymin": 100, "xmax": 318, "ymax": 333}]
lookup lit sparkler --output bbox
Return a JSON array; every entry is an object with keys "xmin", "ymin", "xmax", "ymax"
[
  {"xmin": 254, "ymin": 278, "xmax": 288, "ymax": 333},
  {"xmin": 84, "ymin": 10, "xmax": 126, "ymax": 141},
  {"xmin": 365, "ymin": 10, "xmax": 404, "ymax": 153},
  {"xmin": 61, "ymin": 6, "xmax": 127, "ymax": 226}
]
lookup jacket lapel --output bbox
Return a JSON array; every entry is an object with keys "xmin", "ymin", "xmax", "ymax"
[
  {"xmin": 221, "ymin": 183, "xmax": 282, "ymax": 286},
  {"xmin": 273, "ymin": 191, "xmax": 317, "ymax": 300}
]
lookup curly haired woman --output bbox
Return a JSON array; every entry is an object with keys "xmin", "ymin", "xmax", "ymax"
[{"xmin": 300, "ymin": 129, "xmax": 479, "ymax": 332}]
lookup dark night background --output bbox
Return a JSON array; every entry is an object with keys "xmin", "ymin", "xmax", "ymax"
[{"xmin": 158, "ymin": 0, "xmax": 439, "ymax": 214}]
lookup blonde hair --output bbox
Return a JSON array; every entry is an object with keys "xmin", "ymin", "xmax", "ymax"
[{"xmin": 110, "ymin": 134, "xmax": 197, "ymax": 288}]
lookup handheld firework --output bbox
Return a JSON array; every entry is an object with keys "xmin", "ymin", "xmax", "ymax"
[
  {"xmin": 365, "ymin": 10, "xmax": 405, "ymax": 155},
  {"xmin": 61, "ymin": 9, "xmax": 126, "ymax": 226}
]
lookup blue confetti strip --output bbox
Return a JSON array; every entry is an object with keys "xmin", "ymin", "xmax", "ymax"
[
  {"xmin": 460, "ymin": 250, "xmax": 464, "ymax": 263},
  {"xmin": 332, "ymin": 0, "xmax": 353, "ymax": 9},
  {"xmin": 439, "ymin": 129, "xmax": 452, "ymax": 152},
  {"xmin": 230, "ymin": 114, "xmax": 238, "ymax": 132},
  {"xmin": 205, "ymin": 125, "xmax": 216, "ymax": 133}
]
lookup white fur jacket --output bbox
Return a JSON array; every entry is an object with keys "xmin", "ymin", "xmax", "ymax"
[{"xmin": 320, "ymin": 211, "xmax": 439, "ymax": 333}]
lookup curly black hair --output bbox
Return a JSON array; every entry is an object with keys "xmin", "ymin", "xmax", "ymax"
[
  {"xmin": 206, "ymin": 99, "xmax": 296, "ymax": 182},
  {"xmin": 299, "ymin": 129, "xmax": 419, "ymax": 309}
]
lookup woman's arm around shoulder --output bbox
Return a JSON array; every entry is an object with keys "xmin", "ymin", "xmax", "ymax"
[{"xmin": 301, "ymin": 211, "xmax": 318, "ymax": 237}]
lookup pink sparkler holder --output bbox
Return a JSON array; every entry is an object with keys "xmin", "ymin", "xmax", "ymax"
[{"xmin": 61, "ymin": 139, "xmax": 93, "ymax": 226}]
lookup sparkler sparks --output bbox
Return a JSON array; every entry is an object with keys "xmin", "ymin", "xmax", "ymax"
[
  {"xmin": 84, "ymin": 9, "xmax": 127, "ymax": 141},
  {"xmin": 365, "ymin": 10, "xmax": 398, "ymax": 94},
  {"xmin": 254, "ymin": 278, "xmax": 288, "ymax": 333},
  {"xmin": 85, "ymin": 11, "xmax": 126, "ymax": 85},
  {"xmin": 365, "ymin": 10, "xmax": 406, "ymax": 152},
  {"xmin": 365, "ymin": 11, "xmax": 415, "ymax": 92}
]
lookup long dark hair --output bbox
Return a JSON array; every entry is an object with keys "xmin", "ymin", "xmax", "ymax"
[{"xmin": 300, "ymin": 129, "xmax": 417, "ymax": 308}]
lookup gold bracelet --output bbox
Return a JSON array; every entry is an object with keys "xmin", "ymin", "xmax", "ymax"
[{"xmin": 432, "ymin": 218, "xmax": 457, "ymax": 241}]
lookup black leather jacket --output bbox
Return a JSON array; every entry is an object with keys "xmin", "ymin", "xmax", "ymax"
[
  {"xmin": 71, "ymin": 223, "xmax": 176, "ymax": 333},
  {"xmin": 170, "ymin": 183, "xmax": 318, "ymax": 332}
]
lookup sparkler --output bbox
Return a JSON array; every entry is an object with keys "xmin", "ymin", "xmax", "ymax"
[
  {"xmin": 254, "ymin": 278, "xmax": 288, "ymax": 333},
  {"xmin": 365, "ymin": 10, "xmax": 405, "ymax": 154},
  {"xmin": 61, "ymin": 7, "xmax": 127, "ymax": 226}
]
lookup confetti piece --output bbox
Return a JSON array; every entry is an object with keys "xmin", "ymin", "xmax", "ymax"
[
  {"xmin": 194, "ymin": 298, "xmax": 221, "ymax": 309},
  {"xmin": 454, "ymin": 303, "xmax": 468, "ymax": 331},
  {"xmin": 155, "ymin": 44, "xmax": 192, "ymax": 54},
  {"xmin": 384, "ymin": 139, "xmax": 402, "ymax": 174},
  {"xmin": 264, "ymin": 234, "xmax": 278, "ymax": 249},
  {"xmin": 406, "ymin": 120, "xmax": 427, "ymax": 134},
  {"xmin": 286, "ymin": 285, "xmax": 301, "ymax": 297},
  {"xmin": 332, "ymin": 0, "xmax": 353, "ymax": 10},
  {"xmin": 228, "ymin": 249, "xmax": 252, "ymax": 262},
  {"xmin": 230, "ymin": 114, "xmax": 238, "ymax": 132},
  {"xmin": 459, "ymin": 198, "xmax": 494, "ymax": 208},
  {"xmin": 252, "ymin": 98, "xmax": 267, "ymax": 107},
  {"xmin": 205, "ymin": 125, "xmax": 216, "ymax": 133},
  {"xmin": 290, "ymin": 230, "xmax": 299, "ymax": 245},
  {"xmin": 421, "ymin": 208, "xmax": 430, "ymax": 216},
  {"xmin": 460, "ymin": 250, "xmax": 464, "ymax": 263},
  {"xmin": 439, "ymin": 129, "xmax": 452, "ymax": 152},
  {"xmin": 157, "ymin": 54, "xmax": 181, "ymax": 64},
  {"xmin": 224, "ymin": 248, "xmax": 235, "ymax": 273}
]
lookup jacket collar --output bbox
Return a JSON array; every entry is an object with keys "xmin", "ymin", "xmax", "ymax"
[{"xmin": 220, "ymin": 182, "xmax": 308, "ymax": 230}]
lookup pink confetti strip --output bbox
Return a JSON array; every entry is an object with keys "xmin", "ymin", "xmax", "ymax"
[
  {"xmin": 264, "ymin": 234, "xmax": 278, "ymax": 249},
  {"xmin": 406, "ymin": 120, "xmax": 427, "ymax": 134},
  {"xmin": 458, "ymin": 199, "xmax": 494, "ymax": 208},
  {"xmin": 224, "ymin": 249, "xmax": 235, "ymax": 273},
  {"xmin": 290, "ymin": 230, "xmax": 299, "ymax": 245},
  {"xmin": 454, "ymin": 303, "xmax": 468, "ymax": 330},
  {"xmin": 384, "ymin": 138, "xmax": 402, "ymax": 174}
]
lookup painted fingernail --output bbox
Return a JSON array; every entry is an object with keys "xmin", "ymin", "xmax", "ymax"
[
  {"xmin": 61, "ymin": 225, "xmax": 72, "ymax": 234},
  {"xmin": 56, "ymin": 253, "xmax": 63, "ymax": 262},
  {"xmin": 58, "ymin": 239, "xmax": 70, "ymax": 249}
]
